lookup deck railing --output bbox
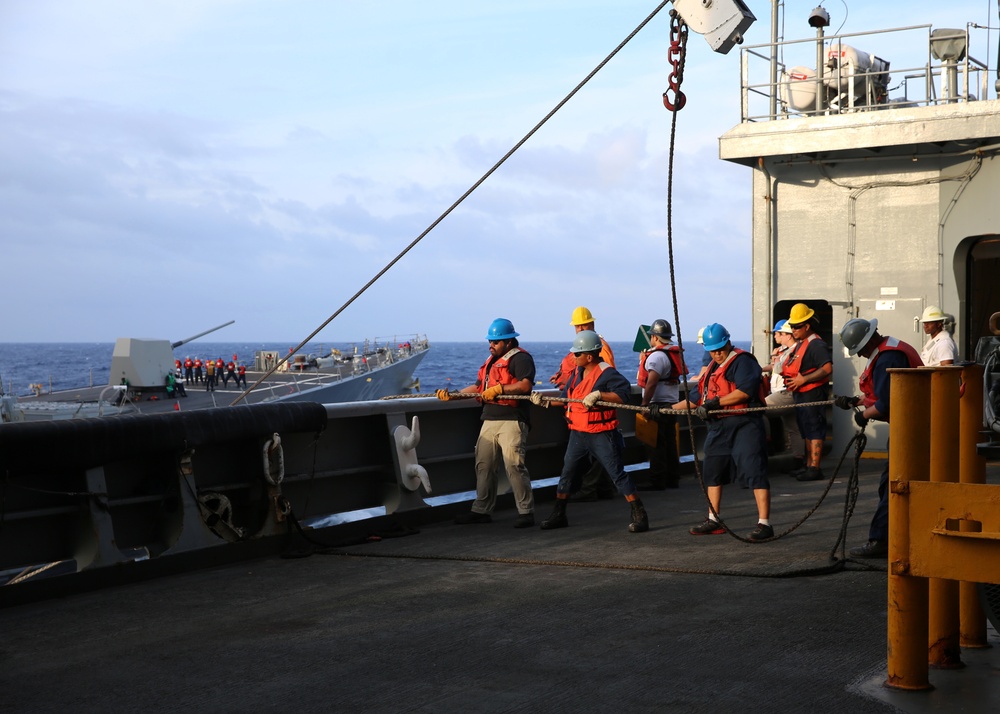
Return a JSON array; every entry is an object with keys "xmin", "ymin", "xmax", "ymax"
[{"xmin": 739, "ymin": 24, "xmax": 993, "ymax": 123}]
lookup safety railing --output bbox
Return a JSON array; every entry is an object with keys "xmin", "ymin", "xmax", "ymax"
[{"xmin": 739, "ymin": 24, "xmax": 993, "ymax": 123}]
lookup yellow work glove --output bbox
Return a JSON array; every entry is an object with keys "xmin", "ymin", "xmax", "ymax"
[
  {"xmin": 529, "ymin": 392, "xmax": 548, "ymax": 408},
  {"xmin": 481, "ymin": 384, "xmax": 504, "ymax": 402},
  {"xmin": 582, "ymin": 390, "xmax": 601, "ymax": 408},
  {"xmin": 435, "ymin": 389, "xmax": 451, "ymax": 401}
]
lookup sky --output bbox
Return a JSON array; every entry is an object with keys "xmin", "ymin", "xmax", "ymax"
[{"xmin": 1, "ymin": 1, "xmax": 995, "ymax": 344}]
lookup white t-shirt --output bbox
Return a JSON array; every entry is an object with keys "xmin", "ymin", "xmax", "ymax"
[
  {"xmin": 770, "ymin": 345, "xmax": 792, "ymax": 393},
  {"xmin": 920, "ymin": 331, "xmax": 958, "ymax": 367},
  {"xmin": 644, "ymin": 349, "xmax": 680, "ymax": 403}
]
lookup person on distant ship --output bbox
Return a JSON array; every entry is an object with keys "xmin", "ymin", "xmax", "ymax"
[
  {"xmin": 549, "ymin": 306, "xmax": 616, "ymax": 503},
  {"xmin": 781, "ymin": 303, "xmax": 832, "ymax": 482},
  {"xmin": 205, "ymin": 359, "xmax": 217, "ymax": 392},
  {"xmin": 184, "ymin": 357, "xmax": 194, "ymax": 383},
  {"xmin": 531, "ymin": 330, "xmax": 649, "ymax": 534},
  {"xmin": 836, "ymin": 318, "xmax": 922, "ymax": 558},
  {"xmin": 193, "ymin": 358, "xmax": 203, "ymax": 383},
  {"xmin": 436, "ymin": 318, "xmax": 535, "ymax": 528},
  {"xmin": 762, "ymin": 319, "xmax": 804, "ymax": 473},
  {"xmin": 673, "ymin": 323, "xmax": 773, "ymax": 542},
  {"xmin": 919, "ymin": 306, "xmax": 958, "ymax": 366},
  {"xmin": 235, "ymin": 363, "xmax": 247, "ymax": 389},
  {"xmin": 636, "ymin": 318, "xmax": 686, "ymax": 491},
  {"xmin": 215, "ymin": 358, "xmax": 225, "ymax": 381},
  {"xmin": 224, "ymin": 360, "xmax": 236, "ymax": 387}
]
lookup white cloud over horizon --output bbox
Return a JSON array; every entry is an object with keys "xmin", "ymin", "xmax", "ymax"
[{"xmin": 1, "ymin": 1, "xmax": 992, "ymax": 344}]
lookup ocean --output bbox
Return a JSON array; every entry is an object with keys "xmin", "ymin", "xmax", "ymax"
[{"xmin": 0, "ymin": 340, "xmax": 750, "ymax": 397}]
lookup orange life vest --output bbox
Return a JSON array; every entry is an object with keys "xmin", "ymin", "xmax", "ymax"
[
  {"xmin": 565, "ymin": 363, "xmax": 618, "ymax": 433},
  {"xmin": 698, "ymin": 348, "xmax": 767, "ymax": 416},
  {"xmin": 238, "ymin": 365, "xmax": 246, "ymax": 375},
  {"xmin": 477, "ymin": 348, "xmax": 529, "ymax": 408},
  {"xmin": 554, "ymin": 337, "xmax": 614, "ymax": 388},
  {"xmin": 637, "ymin": 345, "xmax": 687, "ymax": 388},
  {"xmin": 780, "ymin": 333, "xmax": 829, "ymax": 393},
  {"xmin": 859, "ymin": 337, "xmax": 923, "ymax": 408}
]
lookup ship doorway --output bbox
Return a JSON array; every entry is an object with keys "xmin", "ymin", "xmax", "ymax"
[
  {"xmin": 965, "ymin": 236, "xmax": 1000, "ymax": 359},
  {"xmin": 772, "ymin": 299, "xmax": 833, "ymax": 345}
]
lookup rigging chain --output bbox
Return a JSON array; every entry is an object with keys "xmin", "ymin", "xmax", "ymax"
[{"xmin": 661, "ymin": 11, "xmax": 689, "ymax": 111}]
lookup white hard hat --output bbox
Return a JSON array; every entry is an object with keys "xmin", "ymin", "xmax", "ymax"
[
  {"xmin": 920, "ymin": 305, "xmax": 946, "ymax": 323},
  {"xmin": 696, "ymin": 327, "xmax": 705, "ymax": 345}
]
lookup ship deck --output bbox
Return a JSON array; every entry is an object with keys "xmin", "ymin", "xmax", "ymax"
[{"xmin": 3, "ymin": 457, "xmax": 997, "ymax": 712}]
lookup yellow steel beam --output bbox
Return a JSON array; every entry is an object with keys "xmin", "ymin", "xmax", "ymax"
[{"xmin": 906, "ymin": 480, "xmax": 1000, "ymax": 584}]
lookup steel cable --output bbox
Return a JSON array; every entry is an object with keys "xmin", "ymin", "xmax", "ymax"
[{"xmin": 231, "ymin": 1, "xmax": 672, "ymax": 406}]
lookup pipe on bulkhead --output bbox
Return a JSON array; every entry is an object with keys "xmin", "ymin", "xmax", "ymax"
[{"xmin": 758, "ymin": 157, "xmax": 774, "ymax": 330}]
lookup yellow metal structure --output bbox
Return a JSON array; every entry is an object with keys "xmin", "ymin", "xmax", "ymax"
[
  {"xmin": 927, "ymin": 367, "xmax": 962, "ymax": 669},
  {"xmin": 886, "ymin": 369, "xmax": 930, "ymax": 691},
  {"xmin": 959, "ymin": 364, "xmax": 988, "ymax": 648},
  {"xmin": 885, "ymin": 364, "xmax": 1000, "ymax": 691}
]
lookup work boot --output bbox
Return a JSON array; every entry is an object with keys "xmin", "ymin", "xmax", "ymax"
[
  {"xmin": 796, "ymin": 466, "xmax": 824, "ymax": 482},
  {"xmin": 850, "ymin": 539, "xmax": 888, "ymax": 558},
  {"xmin": 540, "ymin": 499, "xmax": 569, "ymax": 530},
  {"xmin": 627, "ymin": 498, "xmax": 649, "ymax": 533}
]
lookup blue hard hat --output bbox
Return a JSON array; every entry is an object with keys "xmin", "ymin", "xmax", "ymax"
[
  {"xmin": 486, "ymin": 318, "xmax": 519, "ymax": 341},
  {"xmin": 702, "ymin": 323, "xmax": 731, "ymax": 351},
  {"xmin": 772, "ymin": 319, "xmax": 787, "ymax": 332}
]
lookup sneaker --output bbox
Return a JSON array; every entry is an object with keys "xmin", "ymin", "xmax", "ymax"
[
  {"xmin": 690, "ymin": 518, "xmax": 725, "ymax": 536},
  {"xmin": 454, "ymin": 511, "xmax": 492, "ymax": 525},
  {"xmin": 513, "ymin": 513, "xmax": 535, "ymax": 529},
  {"xmin": 748, "ymin": 523, "xmax": 774, "ymax": 541},
  {"xmin": 796, "ymin": 466, "xmax": 825, "ymax": 482},
  {"xmin": 850, "ymin": 539, "xmax": 888, "ymax": 558}
]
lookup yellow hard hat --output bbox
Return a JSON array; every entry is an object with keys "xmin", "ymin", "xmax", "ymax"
[
  {"xmin": 570, "ymin": 306, "xmax": 595, "ymax": 326},
  {"xmin": 788, "ymin": 303, "xmax": 815, "ymax": 324},
  {"xmin": 920, "ymin": 305, "xmax": 946, "ymax": 323}
]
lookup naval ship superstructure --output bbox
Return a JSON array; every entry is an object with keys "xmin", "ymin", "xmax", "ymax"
[{"xmin": 719, "ymin": 17, "xmax": 1000, "ymax": 454}]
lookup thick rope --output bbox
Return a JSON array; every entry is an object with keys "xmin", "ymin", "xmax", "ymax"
[
  {"xmin": 382, "ymin": 390, "xmax": 835, "ymax": 416},
  {"xmin": 230, "ymin": 2, "xmax": 672, "ymax": 406}
]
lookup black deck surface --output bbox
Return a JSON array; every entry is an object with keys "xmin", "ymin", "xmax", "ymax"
[{"xmin": 2, "ymin": 458, "xmax": 997, "ymax": 712}]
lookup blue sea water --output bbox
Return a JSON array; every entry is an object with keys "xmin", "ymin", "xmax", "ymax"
[{"xmin": 0, "ymin": 340, "xmax": 750, "ymax": 397}]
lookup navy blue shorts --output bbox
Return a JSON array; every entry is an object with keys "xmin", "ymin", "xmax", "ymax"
[
  {"xmin": 702, "ymin": 416, "xmax": 770, "ymax": 490},
  {"xmin": 793, "ymin": 388, "xmax": 828, "ymax": 440}
]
